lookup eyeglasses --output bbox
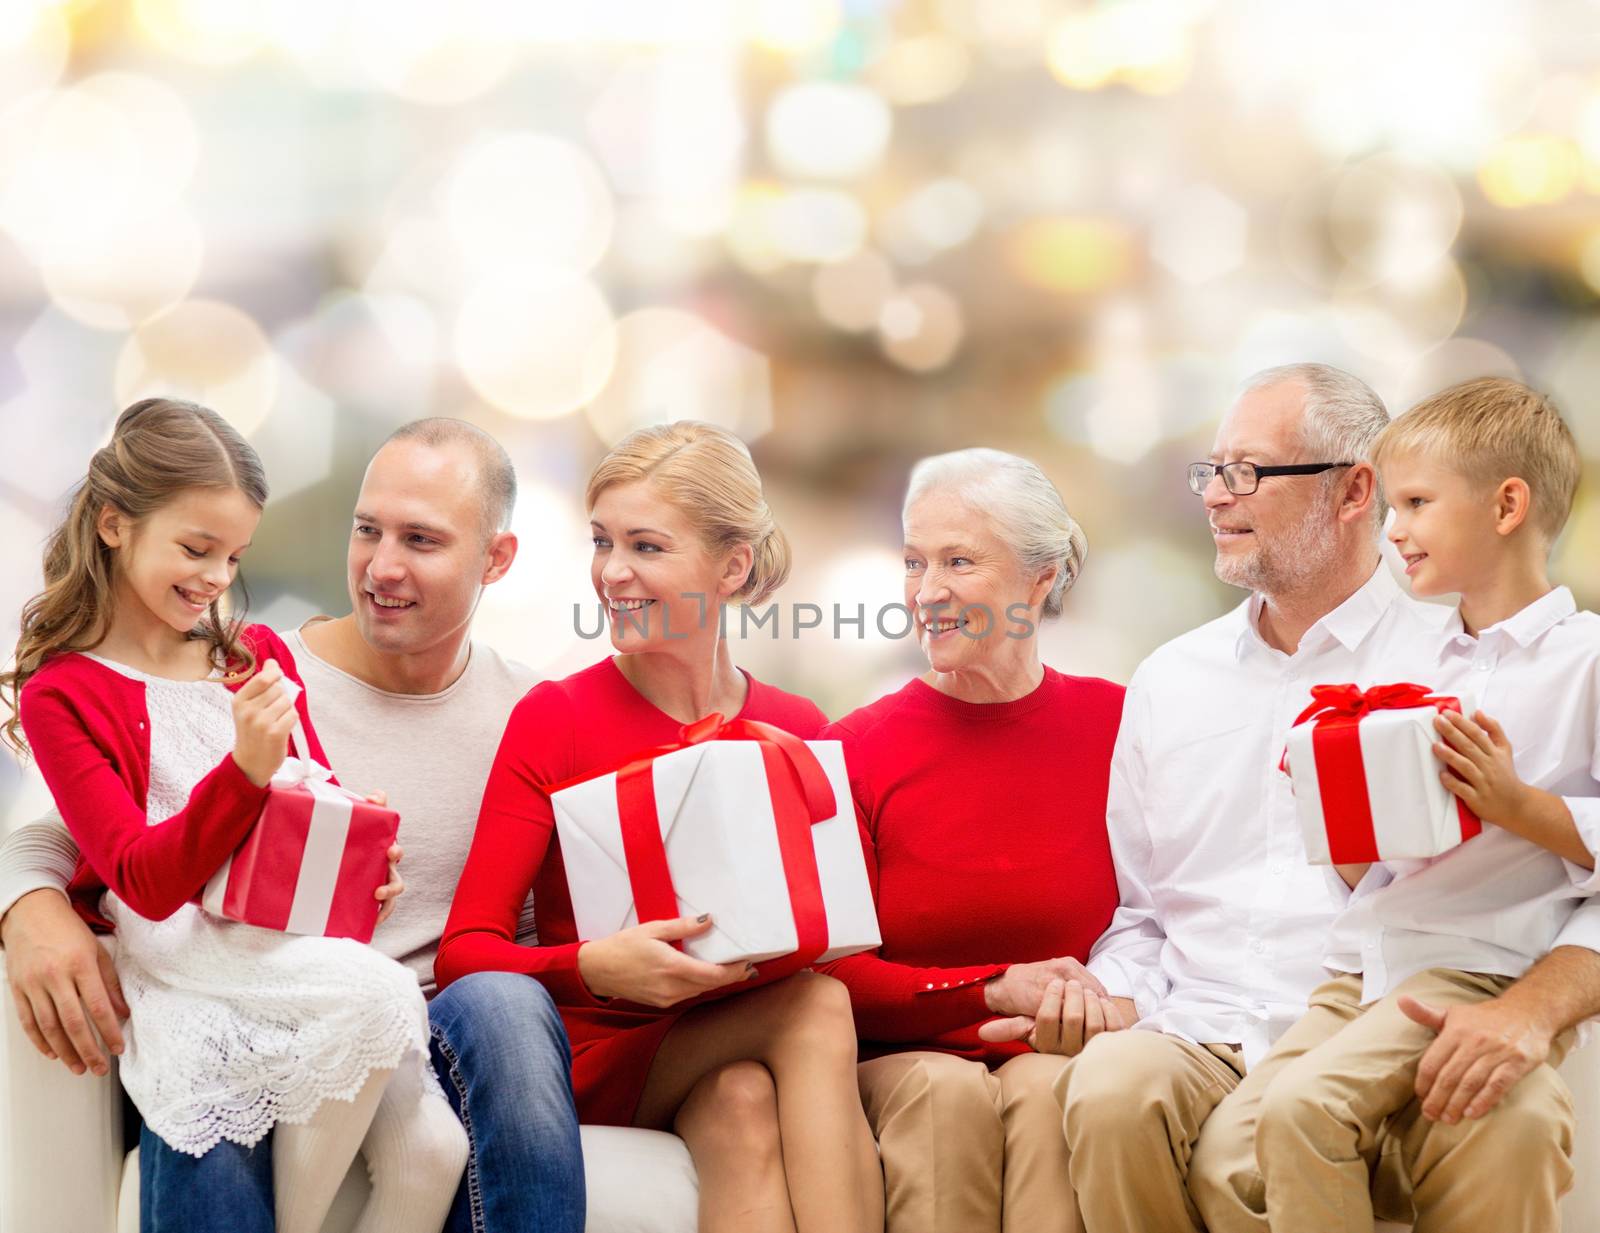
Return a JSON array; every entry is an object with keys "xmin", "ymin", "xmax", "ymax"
[{"xmin": 1186, "ymin": 460, "xmax": 1354, "ymax": 496}]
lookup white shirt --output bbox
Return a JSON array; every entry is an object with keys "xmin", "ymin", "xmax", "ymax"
[
  {"xmin": 1088, "ymin": 563, "xmax": 1448, "ymax": 1066},
  {"xmin": 1324, "ymin": 587, "xmax": 1600, "ymax": 1003}
]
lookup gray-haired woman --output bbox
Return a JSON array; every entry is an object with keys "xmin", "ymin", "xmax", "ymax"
[{"xmin": 819, "ymin": 448, "xmax": 1131, "ymax": 1233}]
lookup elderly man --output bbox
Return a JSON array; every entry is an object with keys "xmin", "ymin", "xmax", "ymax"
[
  {"xmin": 0, "ymin": 419, "xmax": 585, "ymax": 1233},
  {"xmin": 1053, "ymin": 364, "xmax": 1600, "ymax": 1231}
]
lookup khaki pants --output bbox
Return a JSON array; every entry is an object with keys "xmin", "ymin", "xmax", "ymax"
[
  {"xmin": 1190, "ymin": 969, "xmax": 1576, "ymax": 1233},
  {"xmin": 858, "ymin": 1050, "xmax": 1080, "ymax": 1233},
  {"xmin": 1054, "ymin": 1027, "xmax": 1247, "ymax": 1233}
]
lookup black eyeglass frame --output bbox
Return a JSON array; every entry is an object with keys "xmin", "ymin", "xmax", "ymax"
[{"xmin": 1186, "ymin": 460, "xmax": 1355, "ymax": 496}]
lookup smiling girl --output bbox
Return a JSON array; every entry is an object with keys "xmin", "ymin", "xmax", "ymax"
[{"xmin": 1, "ymin": 399, "xmax": 465, "ymax": 1233}]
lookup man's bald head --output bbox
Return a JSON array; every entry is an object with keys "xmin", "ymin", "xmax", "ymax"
[{"xmin": 383, "ymin": 417, "xmax": 517, "ymax": 539}]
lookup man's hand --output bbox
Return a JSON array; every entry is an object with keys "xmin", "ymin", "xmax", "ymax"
[
  {"xmin": 983, "ymin": 956, "xmax": 1106, "ymax": 1018},
  {"xmin": 978, "ymin": 979, "xmax": 1135, "ymax": 1055},
  {"xmin": 1400, "ymin": 992, "xmax": 1554, "ymax": 1122},
  {"xmin": 0, "ymin": 889, "xmax": 127, "ymax": 1076}
]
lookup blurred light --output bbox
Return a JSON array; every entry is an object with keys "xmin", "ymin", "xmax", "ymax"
[
  {"xmin": 766, "ymin": 83, "xmax": 891, "ymax": 181},
  {"xmin": 1009, "ymin": 218, "xmax": 1134, "ymax": 295},
  {"xmin": 454, "ymin": 273, "xmax": 617, "ymax": 421},
  {"xmin": 819, "ymin": 548, "xmax": 906, "ymax": 654},
  {"xmin": 1330, "ymin": 154, "xmax": 1462, "ymax": 284},
  {"xmin": 0, "ymin": 74, "xmax": 198, "ymax": 264},
  {"xmin": 0, "ymin": 2, "xmax": 70, "ymax": 110},
  {"xmin": 878, "ymin": 283, "xmax": 963, "ymax": 372},
  {"xmin": 1580, "ymin": 230, "xmax": 1600, "ymax": 297},
  {"xmin": 1046, "ymin": 4, "xmax": 1192, "ymax": 93},
  {"xmin": 244, "ymin": 364, "xmax": 337, "ymax": 501},
  {"xmin": 812, "ymin": 249, "xmax": 896, "ymax": 332},
  {"xmin": 445, "ymin": 133, "xmax": 614, "ymax": 275},
  {"xmin": 1478, "ymin": 134, "xmax": 1582, "ymax": 207},
  {"xmin": 276, "ymin": 290, "xmax": 440, "ymax": 426},
  {"xmin": 1331, "ymin": 261, "xmax": 1468, "ymax": 365},
  {"xmin": 473, "ymin": 478, "xmax": 594, "ymax": 673},
  {"xmin": 769, "ymin": 188, "xmax": 867, "ymax": 263},
  {"xmin": 726, "ymin": 182, "xmax": 790, "ymax": 274},
  {"xmin": 1394, "ymin": 337, "xmax": 1521, "ymax": 410},
  {"xmin": 363, "ymin": 216, "xmax": 464, "ymax": 304},
  {"xmin": 1150, "ymin": 184, "xmax": 1248, "ymax": 284},
  {"xmin": 868, "ymin": 32, "xmax": 970, "ymax": 105},
  {"xmin": 41, "ymin": 201, "xmax": 203, "ymax": 330},
  {"xmin": 588, "ymin": 53, "xmax": 746, "ymax": 235},
  {"xmin": 883, "ymin": 178, "xmax": 984, "ymax": 264},
  {"xmin": 133, "ymin": 0, "xmax": 266, "ymax": 65},
  {"xmin": 746, "ymin": 0, "xmax": 841, "ymax": 54},
  {"xmin": 937, "ymin": 0, "xmax": 1053, "ymax": 55},
  {"xmin": 583, "ymin": 307, "xmax": 772, "ymax": 446},
  {"xmin": 349, "ymin": 0, "xmax": 517, "ymax": 106},
  {"xmin": 115, "ymin": 300, "xmax": 280, "ymax": 438}
]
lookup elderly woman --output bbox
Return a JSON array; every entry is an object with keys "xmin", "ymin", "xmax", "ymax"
[{"xmin": 819, "ymin": 448, "xmax": 1128, "ymax": 1233}]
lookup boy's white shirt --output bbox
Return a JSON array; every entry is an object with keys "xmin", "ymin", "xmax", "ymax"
[
  {"xmin": 1324, "ymin": 585, "xmax": 1600, "ymax": 1005},
  {"xmin": 0, "ymin": 620, "xmax": 539, "ymax": 996}
]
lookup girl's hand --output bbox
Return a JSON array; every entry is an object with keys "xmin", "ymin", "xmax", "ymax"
[
  {"xmin": 1433, "ymin": 709, "xmax": 1529, "ymax": 826},
  {"xmin": 231, "ymin": 660, "xmax": 298, "ymax": 787},
  {"xmin": 576, "ymin": 916, "xmax": 754, "ymax": 1007}
]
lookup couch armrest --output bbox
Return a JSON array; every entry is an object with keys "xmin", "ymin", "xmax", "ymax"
[{"xmin": 0, "ymin": 946, "xmax": 124, "ymax": 1233}]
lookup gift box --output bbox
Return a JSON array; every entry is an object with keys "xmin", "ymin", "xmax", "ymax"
[
  {"xmin": 199, "ymin": 685, "xmax": 398, "ymax": 943},
  {"xmin": 1284, "ymin": 682, "xmax": 1481, "ymax": 864},
  {"xmin": 549, "ymin": 713, "xmax": 881, "ymax": 968}
]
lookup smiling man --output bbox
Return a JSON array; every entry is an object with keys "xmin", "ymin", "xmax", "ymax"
[
  {"xmin": 1053, "ymin": 364, "xmax": 1600, "ymax": 1233},
  {"xmin": 0, "ymin": 418, "xmax": 585, "ymax": 1233}
]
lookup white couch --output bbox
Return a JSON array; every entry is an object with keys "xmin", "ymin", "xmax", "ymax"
[
  {"xmin": 0, "ymin": 951, "xmax": 699, "ymax": 1233},
  {"xmin": 5, "ymin": 946, "xmax": 1598, "ymax": 1232}
]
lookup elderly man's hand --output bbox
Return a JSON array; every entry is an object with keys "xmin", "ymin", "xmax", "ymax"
[
  {"xmin": 978, "ymin": 980, "xmax": 1135, "ymax": 1055},
  {"xmin": 1400, "ymin": 993, "xmax": 1554, "ymax": 1122}
]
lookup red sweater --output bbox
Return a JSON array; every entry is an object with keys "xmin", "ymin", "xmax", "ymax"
[
  {"xmin": 17, "ymin": 626, "xmax": 328, "ymax": 928},
  {"xmin": 437, "ymin": 656, "xmax": 827, "ymax": 1125},
  {"xmin": 818, "ymin": 667, "xmax": 1124, "ymax": 1065}
]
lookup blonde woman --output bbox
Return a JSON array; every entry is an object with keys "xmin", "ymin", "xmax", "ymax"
[{"xmin": 437, "ymin": 422, "xmax": 884, "ymax": 1233}]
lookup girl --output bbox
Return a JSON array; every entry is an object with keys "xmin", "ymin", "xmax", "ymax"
[
  {"xmin": 1, "ymin": 399, "xmax": 466, "ymax": 1233},
  {"xmin": 437, "ymin": 421, "xmax": 885, "ymax": 1233}
]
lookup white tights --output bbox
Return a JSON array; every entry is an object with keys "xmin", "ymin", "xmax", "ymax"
[{"xmin": 274, "ymin": 1063, "xmax": 469, "ymax": 1233}]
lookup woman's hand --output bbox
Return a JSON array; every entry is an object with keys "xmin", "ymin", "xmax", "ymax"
[
  {"xmin": 577, "ymin": 915, "xmax": 755, "ymax": 1008},
  {"xmin": 978, "ymin": 979, "xmax": 1134, "ymax": 1055},
  {"xmin": 983, "ymin": 955, "xmax": 1105, "ymax": 1018},
  {"xmin": 231, "ymin": 660, "xmax": 297, "ymax": 787}
]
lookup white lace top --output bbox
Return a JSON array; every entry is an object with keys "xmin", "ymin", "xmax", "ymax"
[{"xmin": 84, "ymin": 656, "xmax": 437, "ymax": 1157}]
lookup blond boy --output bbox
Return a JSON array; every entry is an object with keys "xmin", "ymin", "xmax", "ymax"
[{"xmin": 1192, "ymin": 378, "xmax": 1600, "ymax": 1233}]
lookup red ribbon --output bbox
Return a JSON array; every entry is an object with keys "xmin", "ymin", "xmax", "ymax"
[
  {"xmin": 1286, "ymin": 682, "xmax": 1481, "ymax": 863},
  {"xmin": 550, "ymin": 714, "xmax": 837, "ymax": 971}
]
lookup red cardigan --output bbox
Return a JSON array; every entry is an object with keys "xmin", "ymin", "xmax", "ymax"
[
  {"xmin": 818, "ymin": 668, "xmax": 1124, "ymax": 1064},
  {"xmin": 17, "ymin": 625, "xmax": 328, "ymax": 929}
]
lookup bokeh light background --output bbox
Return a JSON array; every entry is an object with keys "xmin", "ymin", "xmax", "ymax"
[{"xmin": 4, "ymin": 0, "xmax": 1600, "ymax": 830}]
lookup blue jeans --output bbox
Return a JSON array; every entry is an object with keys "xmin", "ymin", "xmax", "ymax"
[{"xmin": 140, "ymin": 972, "xmax": 585, "ymax": 1233}]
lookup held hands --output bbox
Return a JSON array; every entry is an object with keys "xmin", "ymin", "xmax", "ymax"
[
  {"xmin": 231, "ymin": 660, "xmax": 298, "ymax": 788},
  {"xmin": 983, "ymin": 955, "xmax": 1105, "ymax": 1018},
  {"xmin": 977, "ymin": 978, "xmax": 1134, "ymax": 1055},
  {"xmin": 576, "ymin": 915, "xmax": 756, "ymax": 1008},
  {"xmin": 1399, "ymin": 993, "xmax": 1553, "ymax": 1122},
  {"xmin": 1433, "ymin": 709, "xmax": 1529, "ymax": 826},
  {"xmin": 0, "ymin": 889, "xmax": 128, "ymax": 1076}
]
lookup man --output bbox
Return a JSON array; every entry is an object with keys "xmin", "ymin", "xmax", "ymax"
[
  {"xmin": 0, "ymin": 419, "xmax": 585, "ymax": 1233},
  {"xmin": 1054, "ymin": 364, "xmax": 1600, "ymax": 1231}
]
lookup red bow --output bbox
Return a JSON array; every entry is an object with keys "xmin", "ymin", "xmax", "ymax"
[{"xmin": 1290, "ymin": 682, "xmax": 1449, "ymax": 728}]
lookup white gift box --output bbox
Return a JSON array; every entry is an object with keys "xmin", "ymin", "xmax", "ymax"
[
  {"xmin": 1286, "ymin": 686, "xmax": 1480, "ymax": 864},
  {"xmin": 551, "ymin": 736, "xmax": 881, "ymax": 966}
]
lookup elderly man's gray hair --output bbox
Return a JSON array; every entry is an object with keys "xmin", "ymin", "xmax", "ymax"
[
  {"xmin": 1240, "ymin": 363, "xmax": 1390, "ymax": 521},
  {"xmin": 903, "ymin": 448, "xmax": 1087, "ymax": 619}
]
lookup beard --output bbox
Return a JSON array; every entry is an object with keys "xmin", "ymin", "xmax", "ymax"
[{"xmin": 1213, "ymin": 495, "xmax": 1343, "ymax": 596}]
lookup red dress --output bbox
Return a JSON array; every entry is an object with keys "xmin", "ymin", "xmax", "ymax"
[
  {"xmin": 817, "ymin": 667, "xmax": 1124, "ymax": 1065},
  {"xmin": 436, "ymin": 657, "xmax": 827, "ymax": 1126}
]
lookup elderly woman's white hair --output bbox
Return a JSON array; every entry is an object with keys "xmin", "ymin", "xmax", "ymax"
[{"xmin": 903, "ymin": 448, "xmax": 1088, "ymax": 619}]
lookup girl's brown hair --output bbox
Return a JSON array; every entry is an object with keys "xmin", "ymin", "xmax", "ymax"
[{"xmin": 1, "ymin": 398, "xmax": 269, "ymax": 754}]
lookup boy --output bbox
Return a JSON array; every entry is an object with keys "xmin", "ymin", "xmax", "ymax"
[{"xmin": 1195, "ymin": 377, "xmax": 1600, "ymax": 1233}]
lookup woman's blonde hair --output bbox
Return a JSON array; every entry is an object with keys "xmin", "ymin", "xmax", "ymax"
[
  {"xmin": 1, "ymin": 398, "xmax": 268, "ymax": 754},
  {"xmin": 585, "ymin": 422, "xmax": 791, "ymax": 605}
]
